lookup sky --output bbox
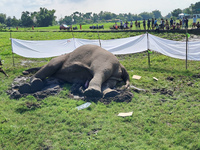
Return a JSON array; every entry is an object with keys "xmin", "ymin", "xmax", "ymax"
[{"xmin": 0, "ymin": 0, "xmax": 199, "ymax": 20}]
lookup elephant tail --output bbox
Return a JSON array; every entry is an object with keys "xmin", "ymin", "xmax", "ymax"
[{"xmin": 120, "ymin": 64, "xmax": 130, "ymax": 89}]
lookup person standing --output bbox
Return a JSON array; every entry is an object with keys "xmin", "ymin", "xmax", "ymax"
[
  {"xmin": 165, "ymin": 19, "xmax": 169, "ymax": 30},
  {"xmin": 170, "ymin": 18, "xmax": 173, "ymax": 27},
  {"xmin": 151, "ymin": 18, "xmax": 155, "ymax": 29},
  {"xmin": 147, "ymin": 19, "xmax": 151, "ymax": 30},
  {"xmin": 130, "ymin": 21, "xmax": 133, "ymax": 29},
  {"xmin": 138, "ymin": 21, "xmax": 141, "ymax": 29},
  {"xmin": 120, "ymin": 20, "xmax": 123, "ymax": 29},
  {"xmin": 124, "ymin": 22, "xmax": 127, "ymax": 29},
  {"xmin": 179, "ymin": 19, "xmax": 182, "ymax": 29},
  {"xmin": 182, "ymin": 17, "xmax": 185, "ymax": 29},
  {"xmin": 135, "ymin": 20, "xmax": 138, "ymax": 29},
  {"xmin": 160, "ymin": 18, "xmax": 165, "ymax": 30},
  {"xmin": 143, "ymin": 19, "xmax": 146, "ymax": 30},
  {"xmin": 154, "ymin": 18, "xmax": 157, "ymax": 27},
  {"xmin": 185, "ymin": 18, "xmax": 188, "ymax": 29},
  {"xmin": 193, "ymin": 15, "xmax": 197, "ymax": 29}
]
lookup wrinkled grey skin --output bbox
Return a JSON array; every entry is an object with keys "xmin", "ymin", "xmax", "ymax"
[{"xmin": 28, "ymin": 44, "xmax": 130, "ymax": 97}]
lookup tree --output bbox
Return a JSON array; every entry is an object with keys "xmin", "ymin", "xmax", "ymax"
[
  {"xmin": 71, "ymin": 11, "xmax": 83, "ymax": 24},
  {"xmin": 36, "ymin": 7, "xmax": 56, "ymax": 27},
  {"xmin": 83, "ymin": 12, "xmax": 92, "ymax": 19},
  {"xmin": 139, "ymin": 12, "xmax": 154, "ymax": 20},
  {"xmin": 0, "ymin": 23, "xmax": 6, "ymax": 29},
  {"xmin": 92, "ymin": 13, "xmax": 99, "ymax": 23},
  {"xmin": 132, "ymin": 14, "xmax": 142, "ymax": 21},
  {"xmin": 171, "ymin": 8, "xmax": 182, "ymax": 17},
  {"xmin": 6, "ymin": 17, "xmax": 12, "ymax": 27},
  {"xmin": 183, "ymin": 8, "xmax": 192, "ymax": 14},
  {"xmin": 0, "ymin": 13, "xmax": 6, "ymax": 24},
  {"xmin": 61, "ymin": 16, "xmax": 73, "ymax": 25},
  {"xmin": 191, "ymin": 2, "xmax": 200, "ymax": 14},
  {"xmin": 165, "ymin": 13, "xmax": 172, "ymax": 19},
  {"xmin": 98, "ymin": 11, "xmax": 104, "ymax": 20},
  {"xmin": 102, "ymin": 12, "xmax": 113, "ymax": 20},
  {"xmin": 152, "ymin": 10, "xmax": 162, "ymax": 19},
  {"xmin": 21, "ymin": 11, "xmax": 34, "ymax": 27},
  {"xmin": 12, "ymin": 16, "xmax": 19, "ymax": 26}
]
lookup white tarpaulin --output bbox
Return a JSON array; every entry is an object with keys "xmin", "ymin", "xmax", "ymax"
[
  {"xmin": 148, "ymin": 34, "xmax": 200, "ymax": 60},
  {"xmin": 11, "ymin": 34, "xmax": 147, "ymax": 58},
  {"xmin": 11, "ymin": 38, "xmax": 75, "ymax": 58},
  {"xmin": 11, "ymin": 33, "xmax": 200, "ymax": 60}
]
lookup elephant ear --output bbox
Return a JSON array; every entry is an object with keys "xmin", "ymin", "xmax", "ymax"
[{"xmin": 120, "ymin": 64, "xmax": 130, "ymax": 88}]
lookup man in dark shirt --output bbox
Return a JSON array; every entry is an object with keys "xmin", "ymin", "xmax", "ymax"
[
  {"xmin": 151, "ymin": 18, "xmax": 154, "ymax": 29},
  {"xmin": 170, "ymin": 18, "xmax": 173, "ymax": 27},
  {"xmin": 143, "ymin": 19, "xmax": 146, "ymax": 30},
  {"xmin": 147, "ymin": 19, "xmax": 151, "ymax": 30},
  {"xmin": 185, "ymin": 18, "xmax": 188, "ymax": 29}
]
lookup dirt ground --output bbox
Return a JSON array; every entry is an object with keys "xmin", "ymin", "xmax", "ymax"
[{"xmin": 7, "ymin": 76, "xmax": 133, "ymax": 104}]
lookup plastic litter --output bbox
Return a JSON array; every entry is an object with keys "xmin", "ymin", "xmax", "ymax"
[{"xmin": 76, "ymin": 102, "xmax": 91, "ymax": 110}]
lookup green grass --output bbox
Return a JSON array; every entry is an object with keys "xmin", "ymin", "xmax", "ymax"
[{"xmin": 0, "ymin": 31, "xmax": 200, "ymax": 150}]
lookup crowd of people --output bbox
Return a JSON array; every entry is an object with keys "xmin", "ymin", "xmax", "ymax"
[{"xmin": 112, "ymin": 16, "xmax": 199, "ymax": 31}]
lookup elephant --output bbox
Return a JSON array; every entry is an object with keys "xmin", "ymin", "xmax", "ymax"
[{"xmin": 22, "ymin": 44, "xmax": 130, "ymax": 98}]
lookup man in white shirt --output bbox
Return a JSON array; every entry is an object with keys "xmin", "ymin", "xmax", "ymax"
[{"xmin": 193, "ymin": 15, "xmax": 197, "ymax": 29}]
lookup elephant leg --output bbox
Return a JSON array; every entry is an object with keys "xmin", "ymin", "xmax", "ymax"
[
  {"xmin": 84, "ymin": 62, "xmax": 116, "ymax": 98},
  {"xmin": 102, "ymin": 79, "xmax": 120, "ymax": 98},
  {"xmin": 29, "ymin": 57, "xmax": 64, "ymax": 93},
  {"xmin": 84, "ymin": 73, "xmax": 103, "ymax": 97}
]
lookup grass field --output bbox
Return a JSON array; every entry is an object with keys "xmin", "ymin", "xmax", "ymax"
[{"xmin": 0, "ymin": 31, "xmax": 200, "ymax": 150}]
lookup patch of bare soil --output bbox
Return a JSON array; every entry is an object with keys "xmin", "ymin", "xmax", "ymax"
[
  {"xmin": 166, "ymin": 76, "xmax": 174, "ymax": 81},
  {"xmin": 7, "ymin": 76, "xmax": 133, "ymax": 104},
  {"xmin": 193, "ymin": 74, "xmax": 200, "ymax": 78},
  {"xmin": 152, "ymin": 88, "xmax": 173, "ymax": 96}
]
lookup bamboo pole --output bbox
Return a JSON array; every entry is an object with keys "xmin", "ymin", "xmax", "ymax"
[
  {"xmin": 147, "ymin": 32, "xmax": 150, "ymax": 68},
  {"xmin": 186, "ymin": 29, "xmax": 188, "ymax": 70},
  {"xmin": 98, "ymin": 31, "xmax": 101, "ymax": 47},
  {"xmin": 10, "ymin": 32, "xmax": 15, "ymax": 67}
]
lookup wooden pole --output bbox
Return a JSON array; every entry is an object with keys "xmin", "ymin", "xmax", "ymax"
[
  {"xmin": 147, "ymin": 32, "xmax": 150, "ymax": 68},
  {"xmin": 186, "ymin": 29, "xmax": 188, "ymax": 70},
  {"xmin": 10, "ymin": 32, "xmax": 15, "ymax": 67},
  {"xmin": 98, "ymin": 31, "xmax": 101, "ymax": 47},
  {"xmin": 71, "ymin": 30, "xmax": 75, "ymax": 39}
]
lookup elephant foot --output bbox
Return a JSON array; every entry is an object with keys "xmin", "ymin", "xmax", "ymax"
[
  {"xmin": 84, "ymin": 87, "xmax": 103, "ymax": 98},
  {"xmin": 18, "ymin": 78, "xmax": 44, "ymax": 94},
  {"xmin": 19, "ymin": 83, "xmax": 31, "ymax": 94},
  {"xmin": 30, "ymin": 78, "xmax": 44, "ymax": 93},
  {"xmin": 103, "ymin": 88, "xmax": 120, "ymax": 98}
]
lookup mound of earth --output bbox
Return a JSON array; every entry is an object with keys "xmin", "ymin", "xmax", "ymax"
[{"xmin": 7, "ymin": 76, "xmax": 133, "ymax": 104}]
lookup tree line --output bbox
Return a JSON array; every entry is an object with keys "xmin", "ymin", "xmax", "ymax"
[
  {"xmin": 0, "ymin": 2, "xmax": 200, "ymax": 28},
  {"xmin": 0, "ymin": 8, "xmax": 56, "ymax": 28}
]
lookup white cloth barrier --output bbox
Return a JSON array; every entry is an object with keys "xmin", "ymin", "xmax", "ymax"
[
  {"xmin": 11, "ymin": 38, "xmax": 75, "ymax": 58},
  {"xmin": 148, "ymin": 34, "xmax": 200, "ymax": 60},
  {"xmin": 74, "ymin": 34, "xmax": 147, "ymax": 55},
  {"xmin": 11, "ymin": 33, "xmax": 200, "ymax": 60}
]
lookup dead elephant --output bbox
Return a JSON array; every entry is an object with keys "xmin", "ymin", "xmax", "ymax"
[{"xmin": 20, "ymin": 44, "xmax": 130, "ymax": 98}]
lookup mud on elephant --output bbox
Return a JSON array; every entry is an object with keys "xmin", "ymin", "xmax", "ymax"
[{"xmin": 21, "ymin": 44, "xmax": 130, "ymax": 98}]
